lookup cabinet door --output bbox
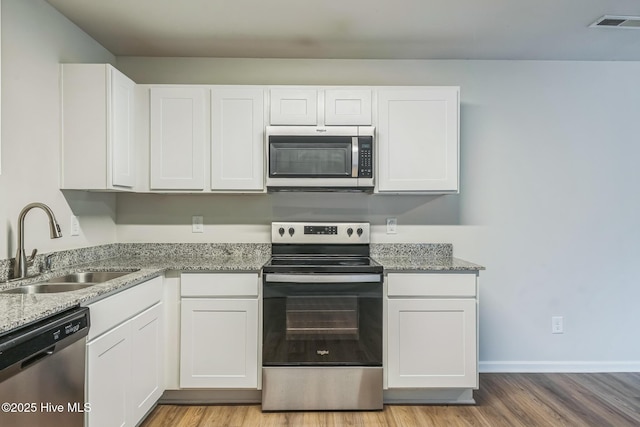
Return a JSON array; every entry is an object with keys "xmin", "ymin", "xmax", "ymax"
[
  {"xmin": 61, "ymin": 64, "xmax": 136, "ymax": 190},
  {"xmin": 270, "ymin": 89, "xmax": 317, "ymax": 125},
  {"xmin": 86, "ymin": 321, "xmax": 131, "ymax": 427},
  {"xmin": 129, "ymin": 303, "xmax": 164, "ymax": 425},
  {"xmin": 150, "ymin": 87, "xmax": 206, "ymax": 190},
  {"xmin": 180, "ymin": 298, "xmax": 258, "ymax": 388},
  {"xmin": 387, "ymin": 298, "xmax": 477, "ymax": 388},
  {"xmin": 211, "ymin": 87, "xmax": 265, "ymax": 190},
  {"xmin": 325, "ymin": 89, "xmax": 372, "ymax": 125},
  {"xmin": 377, "ymin": 88, "xmax": 459, "ymax": 193},
  {"xmin": 110, "ymin": 68, "xmax": 136, "ymax": 188}
]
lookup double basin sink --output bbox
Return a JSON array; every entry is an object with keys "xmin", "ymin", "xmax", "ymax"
[{"xmin": 1, "ymin": 270, "xmax": 139, "ymax": 294}]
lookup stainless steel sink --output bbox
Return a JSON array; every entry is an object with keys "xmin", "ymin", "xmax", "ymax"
[
  {"xmin": 1, "ymin": 283, "xmax": 96, "ymax": 294},
  {"xmin": 44, "ymin": 270, "xmax": 136, "ymax": 284},
  {"xmin": 0, "ymin": 270, "xmax": 139, "ymax": 294}
]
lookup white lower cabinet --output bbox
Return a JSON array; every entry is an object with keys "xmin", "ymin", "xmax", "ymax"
[
  {"xmin": 180, "ymin": 273, "xmax": 259, "ymax": 389},
  {"xmin": 85, "ymin": 277, "xmax": 164, "ymax": 427},
  {"xmin": 386, "ymin": 273, "xmax": 478, "ymax": 389},
  {"xmin": 129, "ymin": 303, "xmax": 164, "ymax": 422},
  {"xmin": 86, "ymin": 320, "xmax": 130, "ymax": 427}
]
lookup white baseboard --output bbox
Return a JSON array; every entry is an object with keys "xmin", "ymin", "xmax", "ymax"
[{"xmin": 479, "ymin": 361, "xmax": 640, "ymax": 373}]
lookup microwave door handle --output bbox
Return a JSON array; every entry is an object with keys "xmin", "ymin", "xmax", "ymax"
[{"xmin": 352, "ymin": 137, "xmax": 359, "ymax": 178}]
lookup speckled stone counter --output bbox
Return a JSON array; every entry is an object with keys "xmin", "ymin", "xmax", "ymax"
[
  {"xmin": 371, "ymin": 243, "xmax": 484, "ymax": 272},
  {"xmin": 0, "ymin": 266, "xmax": 163, "ymax": 334},
  {"xmin": 1, "ymin": 242, "xmax": 483, "ymax": 334},
  {"xmin": 0, "ymin": 243, "xmax": 270, "ymax": 334}
]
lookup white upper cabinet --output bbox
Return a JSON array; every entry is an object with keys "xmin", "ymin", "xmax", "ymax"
[
  {"xmin": 270, "ymin": 88, "xmax": 318, "ymax": 125},
  {"xmin": 61, "ymin": 64, "xmax": 136, "ymax": 190},
  {"xmin": 110, "ymin": 70, "xmax": 136, "ymax": 188},
  {"xmin": 324, "ymin": 89, "xmax": 372, "ymax": 125},
  {"xmin": 376, "ymin": 87, "xmax": 460, "ymax": 193},
  {"xmin": 269, "ymin": 87, "xmax": 372, "ymax": 126},
  {"xmin": 150, "ymin": 87, "xmax": 206, "ymax": 190},
  {"xmin": 211, "ymin": 87, "xmax": 265, "ymax": 191}
]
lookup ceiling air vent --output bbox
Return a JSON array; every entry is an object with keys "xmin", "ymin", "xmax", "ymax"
[{"xmin": 590, "ymin": 15, "xmax": 640, "ymax": 29}]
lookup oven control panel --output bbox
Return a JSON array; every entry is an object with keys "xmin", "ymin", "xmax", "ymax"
[
  {"xmin": 304, "ymin": 225, "xmax": 337, "ymax": 235},
  {"xmin": 272, "ymin": 222, "xmax": 370, "ymax": 244}
]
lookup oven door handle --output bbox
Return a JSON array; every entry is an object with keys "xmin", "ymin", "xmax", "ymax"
[{"xmin": 264, "ymin": 273, "xmax": 382, "ymax": 283}]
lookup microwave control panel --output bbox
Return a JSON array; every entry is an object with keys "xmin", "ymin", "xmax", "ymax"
[{"xmin": 358, "ymin": 137, "xmax": 373, "ymax": 178}]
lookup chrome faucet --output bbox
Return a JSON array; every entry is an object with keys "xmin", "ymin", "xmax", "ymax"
[{"xmin": 14, "ymin": 203, "xmax": 63, "ymax": 279}]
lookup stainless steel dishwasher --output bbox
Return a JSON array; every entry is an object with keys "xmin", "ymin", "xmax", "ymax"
[{"xmin": 0, "ymin": 306, "xmax": 90, "ymax": 427}]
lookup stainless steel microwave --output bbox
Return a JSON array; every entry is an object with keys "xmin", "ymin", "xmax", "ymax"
[{"xmin": 266, "ymin": 126, "xmax": 375, "ymax": 191}]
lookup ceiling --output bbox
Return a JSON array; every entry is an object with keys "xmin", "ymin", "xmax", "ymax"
[{"xmin": 45, "ymin": 0, "xmax": 640, "ymax": 60}]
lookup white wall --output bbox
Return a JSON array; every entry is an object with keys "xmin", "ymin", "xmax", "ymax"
[
  {"xmin": 0, "ymin": 0, "xmax": 118, "ymax": 260},
  {"xmin": 116, "ymin": 57, "xmax": 640, "ymax": 370}
]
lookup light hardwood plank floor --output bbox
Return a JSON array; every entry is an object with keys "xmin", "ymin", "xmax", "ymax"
[{"xmin": 140, "ymin": 373, "xmax": 640, "ymax": 427}]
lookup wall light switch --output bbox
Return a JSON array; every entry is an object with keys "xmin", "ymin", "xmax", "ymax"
[
  {"xmin": 192, "ymin": 216, "xmax": 204, "ymax": 233},
  {"xmin": 70, "ymin": 215, "xmax": 80, "ymax": 236},
  {"xmin": 386, "ymin": 218, "xmax": 397, "ymax": 234}
]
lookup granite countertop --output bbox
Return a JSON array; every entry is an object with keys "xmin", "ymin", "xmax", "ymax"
[
  {"xmin": 0, "ymin": 253, "xmax": 269, "ymax": 334},
  {"xmin": 0, "ymin": 242, "xmax": 485, "ymax": 335},
  {"xmin": 373, "ymin": 256, "xmax": 485, "ymax": 272},
  {"xmin": 371, "ymin": 243, "xmax": 484, "ymax": 272}
]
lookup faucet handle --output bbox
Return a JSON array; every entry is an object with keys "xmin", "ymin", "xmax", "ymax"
[{"xmin": 28, "ymin": 248, "xmax": 38, "ymax": 263}]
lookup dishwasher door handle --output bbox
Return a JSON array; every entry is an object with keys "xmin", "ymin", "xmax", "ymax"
[{"xmin": 21, "ymin": 345, "xmax": 55, "ymax": 370}]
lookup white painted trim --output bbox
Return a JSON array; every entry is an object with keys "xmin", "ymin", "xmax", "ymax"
[{"xmin": 480, "ymin": 361, "xmax": 640, "ymax": 373}]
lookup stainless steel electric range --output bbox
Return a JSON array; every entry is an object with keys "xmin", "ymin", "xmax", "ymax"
[{"xmin": 261, "ymin": 222, "xmax": 383, "ymax": 411}]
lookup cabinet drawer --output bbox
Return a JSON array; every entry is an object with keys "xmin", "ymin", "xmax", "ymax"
[
  {"xmin": 181, "ymin": 273, "xmax": 259, "ymax": 297},
  {"xmin": 87, "ymin": 276, "xmax": 163, "ymax": 341},
  {"xmin": 387, "ymin": 273, "xmax": 476, "ymax": 297}
]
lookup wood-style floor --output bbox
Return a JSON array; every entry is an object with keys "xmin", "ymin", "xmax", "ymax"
[{"xmin": 140, "ymin": 373, "xmax": 640, "ymax": 427}]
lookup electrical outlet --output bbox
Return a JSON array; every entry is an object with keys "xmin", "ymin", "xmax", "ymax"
[
  {"xmin": 386, "ymin": 218, "xmax": 397, "ymax": 234},
  {"xmin": 192, "ymin": 216, "xmax": 204, "ymax": 233},
  {"xmin": 552, "ymin": 316, "xmax": 564, "ymax": 334},
  {"xmin": 70, "ymin": 215, "xmax": 80, "ymax": 236}
]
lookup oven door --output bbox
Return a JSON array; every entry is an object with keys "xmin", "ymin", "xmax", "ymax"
[{"xmin": 263, "ymin": 273, "xmax": 382, "ymax": 367}]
